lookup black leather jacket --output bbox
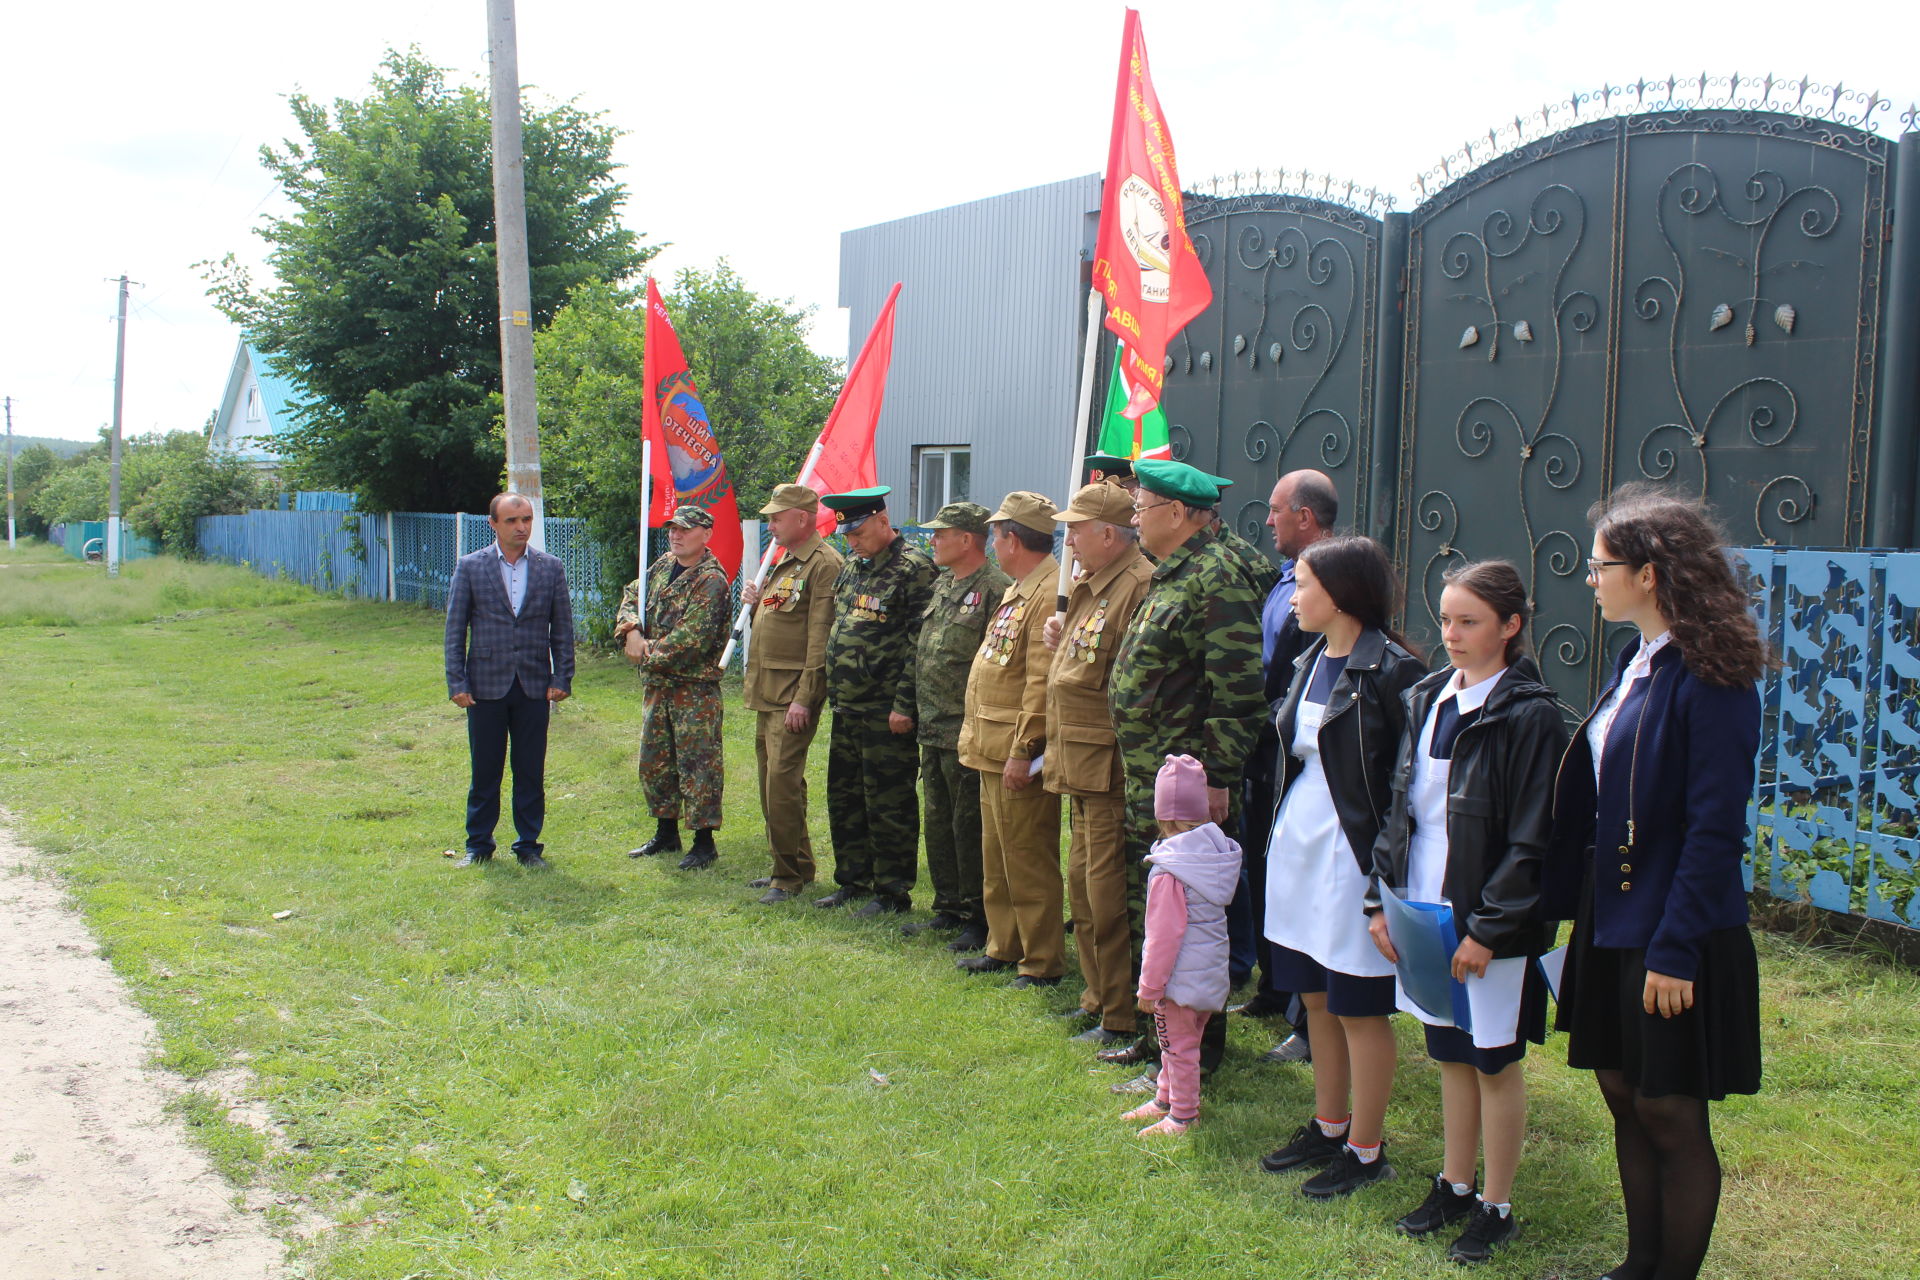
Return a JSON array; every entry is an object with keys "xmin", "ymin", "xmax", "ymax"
[
  {"xmin": 1270, "ymin": 628, "xmax": 1427, "ymax": 874},
  {"xmin": 1366, "ymin": 656, "xmax": 1569, "ymax": 958}
]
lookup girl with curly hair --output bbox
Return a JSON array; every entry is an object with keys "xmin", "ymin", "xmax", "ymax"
[{"xmin": 1550, "ymin": 484, "xmax": 1769, "ymax": 1280}]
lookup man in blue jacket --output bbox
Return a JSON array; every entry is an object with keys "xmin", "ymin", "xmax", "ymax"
[{"xmin": 444, "ymin": 493, "xmax": 575, "ymax": 868}]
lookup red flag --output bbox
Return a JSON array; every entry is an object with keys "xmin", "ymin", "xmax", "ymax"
[
  {"xmin": 642, "ymin": 278, "xmax": 744, "ymax": 580},
  {"xmin": 806, "ymin": 282, "xmax": 901, "ymax": 539},
  {"xmin": 1092, "ymin": 9, "xmax": 1211, "ymax": 423}
]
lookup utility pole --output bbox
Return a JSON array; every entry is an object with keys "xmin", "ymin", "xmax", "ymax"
[
  {"xmin": 5, "ymin": 396, "xmax": 15, "ymax": 550},
  {"xmin": 487, "ymin": 0, "xmax": 545, "ymax": 549},
  {"xmin": 108, "ymin": 274, "xmax": 131, "ymax": 577}
]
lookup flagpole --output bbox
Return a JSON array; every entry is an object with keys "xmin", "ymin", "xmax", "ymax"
[
  {"xmin": 718, "ymin": 438, "xmax": 824, "ymax": 669},
  {"xmin": 636, "ymin": 434, "xmax": 653, "ymax": 631},
  {"xmin": 1055, "ymin": 286, "xmax": 1105, "ymax": 618}
]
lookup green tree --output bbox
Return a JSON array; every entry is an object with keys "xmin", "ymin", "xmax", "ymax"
[
  {"xmin": 28, "ymin": 431, "xmax": 193, "ymax": 527},
  {"xmin": 9, "ymin": 444, "xmax": 60, "ymax": 537},
  {"xmin": 202, "ymin": 49, "xmax": 653, "ymax": 514},
  {"xmin": 535, "ymin": 264, "xmax": 842, "ymax": 585},
  {"xmin": 128, "ymin": 448, "xmax": 274, "ymax": 554}
]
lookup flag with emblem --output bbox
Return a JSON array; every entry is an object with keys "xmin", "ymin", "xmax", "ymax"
[
  {"xmin": 1095, "ymin": 339, "xmax": 1171, "ymax": 460},
  {"xmin": 1091, "ymin": 8, "xmax": 1211, "ymax": 424},
  {"xmin": 642, "ymin": 277, "xmax": 744, "ymax": 579}
]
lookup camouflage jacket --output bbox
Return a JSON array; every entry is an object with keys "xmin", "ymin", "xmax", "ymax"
[
  {"xmin": 904, "ymin": 558, "xmax": 1010, "ymax": 749},
  {"xmin": 1108, "ymin": 527, "xmax": 1266, "ymax": 789},
  {"xmin": 616, "ymin": 551, "xmax": 730, "ymax": 686},
  {"xmin": 1215, "ymin": 523, "xmax": 1282, "ymax": 598},
  {"xmin": 825, "ymin": 533, "xmax": 937, "ymax": 714}
]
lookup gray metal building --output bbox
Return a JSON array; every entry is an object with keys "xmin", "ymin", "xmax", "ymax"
[{"xmin": 838, "ymin": 174, "xmax": 1100, "ymax": 520}]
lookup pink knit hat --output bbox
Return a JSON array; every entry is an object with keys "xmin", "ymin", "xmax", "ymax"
[{"xmin": 1154, "ymin": 754, "xmax": 1209, "ymax": 822}]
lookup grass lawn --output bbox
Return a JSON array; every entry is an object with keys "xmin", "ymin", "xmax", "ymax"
[{"xmin": 1, "ymin": 546, "xmax": 1917, "ymax": 1278}]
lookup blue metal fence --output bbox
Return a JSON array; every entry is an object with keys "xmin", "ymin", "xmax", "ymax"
[
  {"xmin": 198, "ymin": 509, "xmax": 391, "ymax": 597},
  {"xmin": 1735, "ymin": 548, "xmax": 1920, "ymax": 930},
  {"xmin": 46, "ymin": 521, "xmax": 160, "ymax": 563}
]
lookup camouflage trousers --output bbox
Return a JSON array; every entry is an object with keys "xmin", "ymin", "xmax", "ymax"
[
  {"xmin": 640, "ymin": 680, "xmax": 724, "ymax": 830},
  {"xmin": 826, "ymin": 706, "xmax": 920, "ymax": 898},
  {"xmin": 920, "ymin": 746, "xmax": 983, "ymax": 919}
]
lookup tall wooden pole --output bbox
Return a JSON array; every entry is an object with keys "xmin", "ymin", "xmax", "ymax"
[{"xmin": 488, "ymin": 0, "xmax": 545, "ymax": 549}]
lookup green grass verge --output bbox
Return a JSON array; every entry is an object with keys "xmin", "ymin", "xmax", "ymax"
[
  {"xmin": 0, "ymin": 558, "xmax": 1916, "ymax": 1278},
  {"xmin": 0, "ymin": 538, "xmax": 314, "ymax": 627}
]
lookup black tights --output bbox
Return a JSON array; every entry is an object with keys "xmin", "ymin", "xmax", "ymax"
[{"xmin": 1594, "ymin": 1070, "xmax": 1720, "ymax": 1280}]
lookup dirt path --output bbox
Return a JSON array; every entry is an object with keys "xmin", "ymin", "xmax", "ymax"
[{"xmin": 0, "ymin": 813, "xmax": 286, "ymax": 1280}]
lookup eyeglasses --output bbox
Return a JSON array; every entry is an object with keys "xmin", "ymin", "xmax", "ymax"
[
  {"xmin": 1585, "ymin": 558, "xmax": 1630, "ymax": 574},
  {"xmin": 1132, "ymin": 498, "xmax": 1176, "ymax": 515}
]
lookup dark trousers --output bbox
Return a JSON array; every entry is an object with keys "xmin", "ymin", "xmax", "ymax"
[
  {"xmin": 465, "ymin": 679, "xmax": 550, "ymax": 858},
  {"xmin": 826, "ymin": 707, "xmax": 920, "ymax": 898}
]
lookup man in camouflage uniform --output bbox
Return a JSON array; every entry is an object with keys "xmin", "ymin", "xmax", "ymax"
[
  {"xmin": 898, "ymin": 501, "xmax": 1009, "ymax": 950},
  {"xmin": 819, "ymin": 487, "xmax": 937, "ymax": 915},
  {"xmin": 740, "ymin": 484, "xmax": 845, "ymax": 903},
  {"xmin": 614, "ymin": 506, "xmax": 732, "ymax": 871},
  {"xmin": 956, "ymin": 492, "xmax": 1064, "ymax": 986},
  {"xmin": 1103, "ymin": 459, "xmax": 1266, "ymax": 1081},
  {"xmin": 1042, "ymin": 480, "xmax": 1155, "ymax": 1042}
]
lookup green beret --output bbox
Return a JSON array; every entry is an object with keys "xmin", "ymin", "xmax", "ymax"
[{"xmin": 1133, "ymin": 459, "xmax": 1220, "ymax": 507}]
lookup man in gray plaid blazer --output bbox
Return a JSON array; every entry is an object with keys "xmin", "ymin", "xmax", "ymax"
[{"xmin": 445, "ymin": 493, "xmax": 576, "ymax": 868}]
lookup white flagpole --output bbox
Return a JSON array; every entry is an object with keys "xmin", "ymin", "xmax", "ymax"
[
  {"xmin": 636, "ymin": 435, "xmax": 652, "ymax": 630},
  {"xmin": 718, "ymin": 437, "xmax": 825, "ymax": 669},
  {"xmin": 1055, "ymin": 286, "xmax": 1105, "ymax": 618}
]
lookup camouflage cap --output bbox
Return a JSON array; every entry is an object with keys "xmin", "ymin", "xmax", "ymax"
[
  {"xmin": 760, "ymin": 483, "xmax": 820, "ymax": 515},
  {"xmin": 666, "ymin": 505, "xmax": 714, "ymax": 529},
  {"xmin": 988, "ymin": 490, "xmax": 1059, "ymax": 534},
  {"xmin": 1133, "ymin": 459, "xmax": 1221, "ymax": 507},
  {"xmin": 922, "ymin": 501, "xmax": 992, "ymax": 534},
  {"xmin": 1055, "ymin": 479, "xmax": 1136, "ymax": 525}
]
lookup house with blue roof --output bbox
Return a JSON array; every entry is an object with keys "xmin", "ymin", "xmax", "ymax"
[{"xmin": 208, "ymin": 339, "xmax": 305, "ymax": 468}]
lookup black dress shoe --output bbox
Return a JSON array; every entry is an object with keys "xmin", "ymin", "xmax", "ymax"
[
  {"xmin": 1070, "ymin": 1026, "xmax": 1128, "ymax": 1045},
  {"xmin": 946, "ymin": 922, "xmax": 989, "ymax": 952},
  {"xmin": 677, "ymin": 848, "xmax": 717, "ymax": 871},
  {"xmin": 1228, "ymin": 993, "xmax": 1290, "ymax": 1018},
  {"xmin": 1010, "ymin": 974, "xmax": 1061, "ymax": 989},
  {"xmin": 814, "ymin": 888, "xmax": 861, "ymax": 909},
  {"xmin": 901, "ymin": 911, "xmax": 967, "ymax": 935},
  {"xmin": 455, "ymin": 851, "xmax": 493, "ymax": 867},
  {"xmin": 516, "ymin": 853, "xmax": 550, "ymax": 870},
  {"xmin": 955, "ymin": 954, "xmax": 1014, "ymax": 973},
  {"xmin": 1096, "ymin": 1039, "xmax": 1156, "ymax": 1066},
  {"xmin": 628, "ymin": 818, "xmax": 682, "ymax": 858},
  {"xmin": 854, "ymin": 895, "xmax": 909, "ymax": 917}
]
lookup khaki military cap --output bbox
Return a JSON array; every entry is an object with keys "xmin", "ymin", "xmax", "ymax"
[
  {"xmin": 922, "ymin": 501, "xmax": 992, "ymax": 534},
  {"xmin": 1055, "ymin": 480, "xmax": 1136, "ymax": 526},
  {"xmin": 760, "ymin": 484, "xmax": 820, "ymax": 515},
  {"xmin": 988, "ymin": 490, "xmax": 1058, "ymax": 534}
]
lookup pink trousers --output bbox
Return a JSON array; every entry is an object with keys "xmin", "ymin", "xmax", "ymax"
[{"xmin": 1153, "ymin": 1002, "xmax": 1210, "ymax": 1122}]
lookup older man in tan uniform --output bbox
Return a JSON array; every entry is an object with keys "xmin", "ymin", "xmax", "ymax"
[
  {"xmin": 1043, "ymin": 480, "xmax": 1157, "ymax": 1042},
  {"xmin": 956, "ymin": 491, "xmax": 1064, "ymax": 986},
  {"xmin": 739, "ymin": 484, "xmax": 846, "ymax": 903}
]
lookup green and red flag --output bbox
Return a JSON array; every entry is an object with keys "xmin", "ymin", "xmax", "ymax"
[
  {"xmin": 1095, "ymin": 339, "xmax": 1170, "ymax": 460},
  {"xmin": 642, "ymin": 277, "xmax": 744, "ymax": 579},
  {"xmin": 1091, "ymin": 8, "xmax": 1211, "ymax": 423}
]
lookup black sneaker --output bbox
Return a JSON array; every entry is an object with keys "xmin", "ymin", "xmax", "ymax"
[
  {"xmin": 1447, "ymin": 1201, "xmax": 1519, "ymax": 1264},
  {"xmin": 1300, "ymin": 1141, "xmax": 1395, "ymax": 1199},
  {"xmin": 1259, "ymin": 1122, "xmax": 1346, "ymax": 1173},
  {"xmin": 1397, "ymin": 1173, "xmax": 1478, "ymax": 1237}
]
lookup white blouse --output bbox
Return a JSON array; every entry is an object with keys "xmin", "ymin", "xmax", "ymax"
[{"xmin": 1586, "ymin": 630, "xmax": 1673, "ymax": 781}]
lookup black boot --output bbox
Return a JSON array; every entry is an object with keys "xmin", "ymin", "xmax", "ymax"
[
  {"xmin": 628, "ymin": 818, "xmax": 681, "ymax": 858},
  {"xmin": 677, "ymin": 828, "xmax": 718, "ymax": 871}
]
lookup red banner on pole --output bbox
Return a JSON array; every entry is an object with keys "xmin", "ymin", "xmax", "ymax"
[
  {"xmin": 1092, "ymin": 9, "xmax": 1212, "ymax": 423},
  {"xmin": 807, "ymin": 282, "xmax": 901, "ymax": 539},
  {"xmin": 642, "ymin": 278, "xmax": 743, "ymax": 580}
]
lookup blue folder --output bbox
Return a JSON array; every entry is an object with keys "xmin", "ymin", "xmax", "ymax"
[{"xmin": 1380, "ymin": 884, "xmax": 1473, "ymax": 1033}]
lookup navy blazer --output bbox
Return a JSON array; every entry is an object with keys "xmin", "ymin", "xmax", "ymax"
[
  {"xmin": 444, "ymin": 545, "xmax": 576, "ymax": 700},
  {"xmin": 1549, "ymin": 639, "xmax": 1759, "ymax": 981}
]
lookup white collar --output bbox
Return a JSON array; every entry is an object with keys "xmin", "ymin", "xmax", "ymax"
[
  {"xmin": 1624, "ymin": 630, "xmax": 1673, "ymax": 679},
  {"xmin": 1437, "ymin": 666, "xmax": 1505, "ymax": 715}
]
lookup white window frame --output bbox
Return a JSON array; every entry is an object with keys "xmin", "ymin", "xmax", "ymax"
[{"xmin": 912, "ymin": 445, "xmax": 971, "ymax": 524}]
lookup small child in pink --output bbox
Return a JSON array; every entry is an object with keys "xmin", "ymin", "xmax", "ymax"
[{"xmin": 1122, "ymin": 754, "xmax": 1244, "ymax": 1136}]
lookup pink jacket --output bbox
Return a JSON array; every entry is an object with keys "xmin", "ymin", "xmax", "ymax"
[{"xmin": 1137, "ymin": 822, "xmax": 1242, "ymax": 1012}]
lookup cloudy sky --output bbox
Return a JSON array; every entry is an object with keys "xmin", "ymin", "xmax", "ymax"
[{"xmin": 1, "ymin": 0, "xmax": 1914, "ymax": 443}]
